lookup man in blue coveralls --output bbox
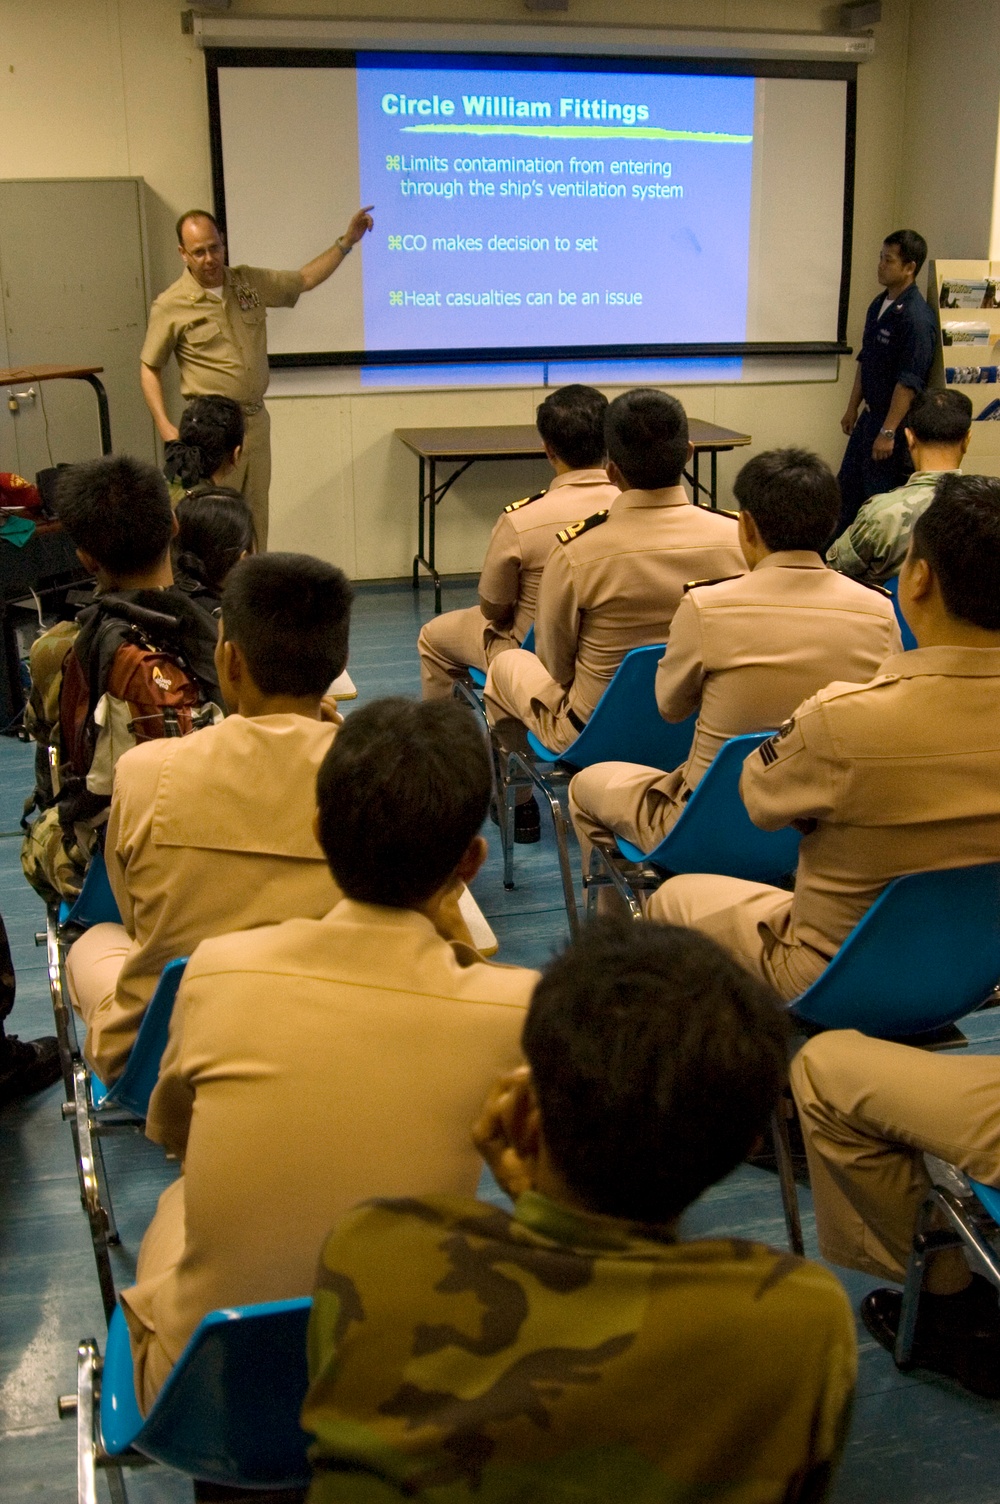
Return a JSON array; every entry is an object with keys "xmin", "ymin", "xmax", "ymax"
[{"xmin": 838, "ymin": 230, "xmax": 937, "ymax": 533}]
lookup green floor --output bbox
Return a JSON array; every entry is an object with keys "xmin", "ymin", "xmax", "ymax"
[{"xmin": 2, "ymin": 577, "xmax": 1000, "ymax": 1501}]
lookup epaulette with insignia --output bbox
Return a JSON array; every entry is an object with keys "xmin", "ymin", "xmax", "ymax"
[
  {"xmin": 856, "ymin": 578, "xmax": 894, "ymax": 599},
  {"xmin": 556, "ymin": 510, "xmax": 609, "ymax": 544},
  {"xmin": 683, "ymin": 574, "xmax": 743, "ymax": 594},
  {"xmin": 717, "ymin": 508, "xmax": 740, "ymax": 520},
  {"xmin": 504, "ymin": 490, "xmax": 546, "ymax": 515}
]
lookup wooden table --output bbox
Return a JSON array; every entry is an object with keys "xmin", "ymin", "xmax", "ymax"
[
  {"xmin": 395, "ymin": 419, "xmax": 751, "ymax": 613},
  {"xmin": 0, "ymin": 364, "xmax": 112, "ymax": 454}
]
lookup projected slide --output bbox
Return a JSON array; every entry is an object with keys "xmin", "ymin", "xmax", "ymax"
[{"xmin": 355, "ymin": 57, "xmax": 755, "ymax": 352}]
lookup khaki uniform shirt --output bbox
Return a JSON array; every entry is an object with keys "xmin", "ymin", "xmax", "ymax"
[
  {"xmin": 121, "ymin": 901, "xmax": 536, "ymax": 1397},
  {"xmin": 826, "ymin": 470, "xmax": 955, "ymax": 584},
  {"xmin": 658, "ymin": 554, "xmax": 903, "ymax": 793},
  {"xmin": 742, "ymin": 645, "xmax": 1000, "ymax": 959},
  {"xmin": 140, "ymin": 264, "xmax": 304, "ymax": 405},
  {"xmin": 89, "ymin": 713, "xmax": 340, "ymax": 1084},
  {"xmin": 304, "ymin": 1192, "xmax": 855, "ymax": 1504},
  {"xmin": 478, "ymin": 469, "xmax": 621, "ymax": 641},
  {"xmin": 534, "ymin": 488, "xmax": 745, "ymax": 725}
]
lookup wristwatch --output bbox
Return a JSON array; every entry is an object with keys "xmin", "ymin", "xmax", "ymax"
[
  {"xmin": 879, "ymin": 427, "xmax": 896, "ymax": 439},
  {"xmin": 336, "ymin": 236, "xmax": 352, "ymax": 255}
]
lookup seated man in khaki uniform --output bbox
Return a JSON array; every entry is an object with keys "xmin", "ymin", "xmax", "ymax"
[
  {"xmin": 303, "ymin": 919, "xmax": 856, "ymax": 1503},
  {"xmin": 121, "ymin": 697, "xmax": 538, "ymax": 1414},
  {"xmin": 568, "ymin": 449, "xmax": 902, "ymax": 881},
  {"xmin": 484, "ymin": 388, "xmax": 746, "ymax": 759},
  {"xmin": 67, "ymin": 552, "xmax": 354, "ymax": 1085},
  {"xmin": 827, "ymin": 387, "xmax": 972, "ymax": 585},
  {"xmin": 648, "ymin": 473, "xmax": 1000, "ymax": 1000},
  {"xmin": 792, "ymin": 1031, "xmax": 1000, "ymax": 1399},
  {"xmin": 418, "ymin": 385, "xmax": 619, "ymax": 699}
]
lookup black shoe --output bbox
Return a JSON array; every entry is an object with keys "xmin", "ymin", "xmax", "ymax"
[
  {"xmin": 0, "ymin": 1035, "xmax": 61, "ymax": 1107},
  {"xmin": 490, "ymin": 795, "xmax": 541, "ymax": 844},
  {"xmin": 861, "ymin": 1285, "xmax": 1000, "ymax": 1398}
]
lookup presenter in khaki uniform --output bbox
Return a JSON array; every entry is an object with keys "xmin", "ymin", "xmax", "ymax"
[
  {"xmin": 569, "ymin": 449, "xmax": 901, "ymax": 880},
  {"xmin": 65, "ymin": 554, "xmax": 353, "ymax": 1085},
  {"xmin": 417, "ymin": 385, "xmax": 619, "ymax": 698},
  {"xmin": 647, "ymin": 473, "xmax": 1000, "ymax": 1001},
  {"xmin": 121, "ymin": 698, "xmax": 538, "ymax": 1414},
  {"xmin": 484, "ymin": 388, "xmax": 746, "ymax": 756},
  {"xmin": 140, "ymin": 206, "xmax": 374, "ymax": 548}
]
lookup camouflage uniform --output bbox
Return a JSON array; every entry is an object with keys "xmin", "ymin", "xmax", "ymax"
[
  {"xmin": 826, "ymin": 470, "xmax": 955, "ymax": 585},
  {"xmin": 303, "ymin": 1191, "xmax": 856, "ymax": 1503}
]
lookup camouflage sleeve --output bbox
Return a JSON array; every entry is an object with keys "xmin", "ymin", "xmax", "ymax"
[{"xmin": 826, "ymin": 506, "xmax": 884, "ymax": 582}]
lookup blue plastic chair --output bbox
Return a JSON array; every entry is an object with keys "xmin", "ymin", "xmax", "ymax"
[
  {"xmin": 467, "ymin": 622, "xmax": 535, "ymax": 689},
  {"xmin": 500, "ymin": 644, "xmax": 698, "ymax": 932},
  {"xmin": 587, "ymin": 732, "xmax": 801, "ymax": 920},
  {"xmin": 73, "ymin": 1298, "xmax": 311, "ymax": 1496},
  {"xmin": 788, "ymin": 862, "xmax": 1000, "ymax": 1038},
  {"xmin": 883, "ymin": 573, "xmax": 917, "ymax": 651},
  {"xmin": 57, "ymin": 849, "xmax": 121, "ymax": 929},
  {"xmin": 70, "ymin": 960, "xmax": 188, "ymax": 1325}
]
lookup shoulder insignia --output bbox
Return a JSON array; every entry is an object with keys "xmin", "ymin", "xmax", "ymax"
[
  {"xmin": 503, "ymin": 490, "xmax": 546, "ymax": 514},
  {"xmin": 855, "ymin": 578, "xmax": 894, "ymax": 599},
  {"xmin": 717, "ymin": 508, "xmax": 740, "ymax": 520},
  {"xmin": 683, "ymin": 574, "xmax": 744, "ymax": 594},
  {"xmin": 557, "ymin": 510, "xmax": 609, "ymax": 544}
]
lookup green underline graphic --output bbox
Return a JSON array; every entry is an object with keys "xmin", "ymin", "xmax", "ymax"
[{"xmin": 400, "ymin": 123, "xmax": 753, "ymax": 144}]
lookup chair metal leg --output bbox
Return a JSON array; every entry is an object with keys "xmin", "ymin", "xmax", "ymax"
[
  {"xmin": 502, "ymin": 751, "xmax": 535, "ymax": 891},
  {"xmin": 583, "ymin": 842, "xmax": 647, "ymax": 922},
  {"xmin": 770, "ymin": 1103, "xmax": 805, "ymax": 1256},
  {"xmin": 69, "ymin": 1062, "xmax": 119, "ymax": 1325},
  {"xmin": 895, "ymin": 1193, "xmax": 936, "ymax": 1368},
  {"xmin": 38, "ymin": 908, "xmax": 81, "ymax": 1097},
  {"xmin": 512, "ymin": 759, "xmax": 579, "ymax": 936},
  {"xmin": 75, "ymin": 1338, "xmax": 101, "ymax": 1504}
]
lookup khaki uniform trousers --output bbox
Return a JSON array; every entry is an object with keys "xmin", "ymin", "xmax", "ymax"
[
  {"xmin": 646, "ymin": 873, "xmax": 829, "ymax": 1002},
  {"xmin": 568, "ymin": 762, "xmax": 685, "ymax": 878},
  {"xmin": 123, "ymin": 1176, "xmax": 186, "ymax": 1415},
  {"xmin": 417, "ymin": 606, "xmax": 519, "ymax": 700},
  {"xmin": 231, "ymin": 407, "xmax": 271, "ymax": 550},
  {"xmin": 484, "ymin": 649, "xmax": 578, "ymax": 755},
  {"xmin": 791, "ymin": 1030, "xmax": 1000, "ymax": 1283},
  {"xmin": 66, "ymin": 922, "xmax": 130, "ymax": 1028}
]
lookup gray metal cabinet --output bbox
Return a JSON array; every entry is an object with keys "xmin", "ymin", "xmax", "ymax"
[{"xmin": 0, "ymin": 177, "xmax": 157, "ymax": 476}]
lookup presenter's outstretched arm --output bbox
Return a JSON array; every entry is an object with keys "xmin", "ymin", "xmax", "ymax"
[
  {"xmin": 299, "ymin": 206, "xmax": 375, "ymax": 292},
  {"xmin": 140, "ymin": 363, "xmax": 180, "ymax": 443},
  {"xmin": 840, "ymin": 367, "xmax": 863, "ymax": 436}
]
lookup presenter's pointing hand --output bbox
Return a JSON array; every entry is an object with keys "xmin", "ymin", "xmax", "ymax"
[{"xmin": 345, "ymin": 206, "xmax": 375, "ymax": 246}]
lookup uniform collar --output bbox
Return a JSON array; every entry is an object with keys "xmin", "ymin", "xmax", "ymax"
[
  {"xmin": 879, "ymin": 645, "xmax": 1000, "ymax": 678},
  {"xmin": 514, "ymin": 1189, "xmax": 677, "ymax": 1252},
  {"xmin": 905, "ymin": 469, "xmax": 960, "ymax": 487},
  {"xmin": 875, "ymin": 281, "xmax": 922, "ymax": 313},
  {"xmin": 180, "ymin": 265, "xmax": 230, "ymax": 303},
  {"xmin": 548, "ymin": 468, "xmax": 615, "ymax": 492},
  {"xmin": 617, "ymin": 484, "xmax": 690, "ymax": 510},
  {"xmin": 752, "ymin": 550, "xmax": 826, "ymax": 572}
]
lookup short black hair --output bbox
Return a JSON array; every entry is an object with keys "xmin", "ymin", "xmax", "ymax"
[
  {"xmin": 315, "ymin": 698, "xmax": 491, "ymax": 908},
  {"xmin": 910, "ymin": 473, "xmax": 1000, "ymax": 630},
  {"xmin": 906, "ymin": 388, "xmax": 973, "ymax": 445},
  {"xmin": 221, "ymin": 553, "xmax": 353, "ymax": 696},
  {"xmin": 884, "ymin": 229, "xmax": 927, "ymax": 275},
  {"xmin": 535, "ymin": 385, "xmax": 608, "ymax": 470},
  {"xmin": 523, "ymin": 918, "xmax": 788, "ymax": 1223},
  {"xmin": 176, "ymin": 209, "xmax": 222, "ymax": 246},
  {"xmin": 605, "ymin": 388, "xmax": 689, "ymax": 490},
  {"xmin": 733, "ymin": 448, "xmax": 841, "ymax": 553},
  {"xmin": 174, "ymin": 488, "xmax": 256, "ymax": 596},
  {"xmin": 55, "ymin": 455, "xmax": 174, "ymax": 576},
  {"xmin": 165, "ymin": 396, "xmax": 244, "ymax": 488}
]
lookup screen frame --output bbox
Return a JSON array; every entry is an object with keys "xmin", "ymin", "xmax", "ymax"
[{"xmin": 205, "ymin": 46, "xmax": 856, "ymax": 368}]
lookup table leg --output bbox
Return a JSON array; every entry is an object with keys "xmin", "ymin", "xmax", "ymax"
[
  {"xmin": 413, "ymin": 456, "xmax": 425, "ymax": 590},
  {"xmin": 711, "ymin": 448, "xmax": 718, "ymax": 509},
  {"xmin": 79, "ymin": 374, "xmax": 112, "ymax": 456},
  {"xmin": 428, "ymin": 458, "xmax": 442, "ymax": 614}
]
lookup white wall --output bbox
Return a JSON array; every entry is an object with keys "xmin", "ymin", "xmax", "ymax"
[{"xmin": 0, "ymin": 0, "xmax": 937, "ymax": 576}]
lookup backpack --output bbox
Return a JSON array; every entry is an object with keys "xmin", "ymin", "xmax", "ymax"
[{"xmin": 21, "ymin": 596, "xmax": 221, "ymax": 902}]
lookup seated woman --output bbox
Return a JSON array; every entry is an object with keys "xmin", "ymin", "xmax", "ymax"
[
  {"xmin": 173, "ymin": 488, "xmax": 256, "ymax": 617},
  {"xmin": 163, "ymin": 394, "xmax": 244, "ymax": 505}
]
